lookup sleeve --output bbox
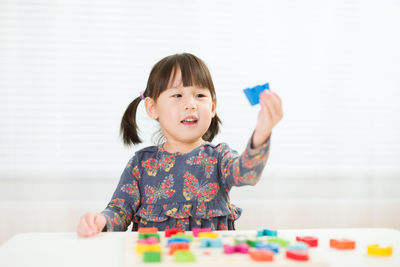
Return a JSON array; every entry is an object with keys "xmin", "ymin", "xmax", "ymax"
[
  {"xmin": 100, "ymin": 155, "xmax": 141, "ymax": 231},
  {"xmin": 218, "ymin": 134, "xmax": 270, "ymax": 189}
]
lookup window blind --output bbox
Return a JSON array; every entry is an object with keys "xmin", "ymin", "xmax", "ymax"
[{"xmin": 1, "ymin": 0, "xmax": 399, "ymax": 180}]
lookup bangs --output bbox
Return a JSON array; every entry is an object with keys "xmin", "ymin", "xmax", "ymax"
[{"xmin": 149, "ymin": 53, "xmax": 215, "ymax": 100}]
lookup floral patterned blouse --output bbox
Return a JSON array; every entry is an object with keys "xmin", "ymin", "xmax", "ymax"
[{"xmin": 101, "ymin": 137, "xmax": 270, "ymax": 232}]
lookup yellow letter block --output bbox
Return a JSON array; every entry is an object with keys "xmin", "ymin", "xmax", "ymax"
[{"xmin": 367, "ymin": 244, "xmax": 392, "ymax": 257}]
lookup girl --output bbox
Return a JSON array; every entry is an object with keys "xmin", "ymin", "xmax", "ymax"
[{"xmin": 77, "ymin": 53, "xmax": 283, "ymax": 237}]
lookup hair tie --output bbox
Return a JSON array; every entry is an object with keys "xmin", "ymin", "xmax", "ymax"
[{"xmin": 140, "ymin": 91, "xmax": 145, "ymax": 100}]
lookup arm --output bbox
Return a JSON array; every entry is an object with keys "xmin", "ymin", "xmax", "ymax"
[
  {"xmin": 252, "ymin": 90, "xmax": 283, "ymax": 148},
  {"xmin": 219, "ymin": 136, "xmax": 270, "ymax": 188},
  {"xmin": 219, "ymin": 90, "xmax": 282, "ymax": 188},
  {"xmin": 100, "ymin": 155, "xmax": 141, "ymax": 231}
]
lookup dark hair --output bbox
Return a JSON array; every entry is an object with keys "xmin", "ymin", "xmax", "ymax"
[{"xmin": 120, "ymin": 53, "xmax": 222, "ymax": 146}]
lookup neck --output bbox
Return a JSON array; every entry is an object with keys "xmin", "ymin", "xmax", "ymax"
[{"xmin": 163, "ymin": 139, "xmax": 206, "ymax": 154}]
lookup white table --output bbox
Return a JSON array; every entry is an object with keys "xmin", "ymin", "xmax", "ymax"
[{"xmin": 0, "ymin": 228, "xmax": 398, "ymax": 267}]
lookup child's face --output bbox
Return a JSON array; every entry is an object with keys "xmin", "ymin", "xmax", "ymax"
[{"xmin": 146, "ymin": 68, "xmax": 216, "ymax": 145}]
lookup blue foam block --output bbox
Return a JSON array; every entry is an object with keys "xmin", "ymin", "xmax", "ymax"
[{"xmin": 243, "ymin": 83, "xmax": 269, "ymax": 105}]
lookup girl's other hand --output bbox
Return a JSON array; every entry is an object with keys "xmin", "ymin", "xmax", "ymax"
[
  {"xmin": 77, "ymin": 212, "xmax": 106, "ymax": 237},
  {"xmin": 252, "ymin": 90, "xmax": 283, "ymax": 148}
]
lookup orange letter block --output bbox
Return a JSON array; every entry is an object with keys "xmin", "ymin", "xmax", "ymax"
[{"xmin": 330, "ymin": 239, "xmax": 356, "ymax": 250}]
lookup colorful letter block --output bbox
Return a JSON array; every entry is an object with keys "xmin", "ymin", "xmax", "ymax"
[
  {"xmin": 143, "ymin": 251, "xmax": 161, "ymax": 262},
  {"xmin": 169, "ymin": 243, "xmax": 190, "ymax": 255},
  {"xmin": 198, "ymin": 232, "xmax": 219, "ymax": 239},
  {"xmin": 367, "ymin": 244, "xmax": 393, "ymax": 257},
  {"xmin": 257, "ymin": 228, "xmax": 277, "ymax": 237},
  {"xmin": 200, "ymin": 238, "xmax": 223, "ymax": 248},
  {"xmin": 167, "ymin": 238, "xmax": 190, "ymax": 246},
  {"xmin": 136, "ymin": 243, "xmax": 161, "ymax": 255},
  {"xmin": 330, "ymin": 239, "xmax": 356, "ymax": 250},
  {"xmin": 234, "ymin": 238, "xmax": 261, "ymax": 248},
  {"xmin": 268, "ymin": 237, "xmax": 290, "ymax": 247},
  {"xmin": 138, "ymin": 227, "xmax": 158, "ymax": 234},
  {"xmin": 171, "ymin": 233, "xmax": 193, "ymax": 242},
  {"xmin": 137, "ymin": 237, "xmax": 159, "ymax": 245},
  {"xmin": 223, "ymin": 243, "xmax": 249, "ymax": 254},
  {"xmin": 175, "ymin": 250, "xmax": 196, "ymax": 262},
  {"xmin": 192, "ymin": 227, "xmax": 212, "ymax": 237},
  {"xmin": 255, "ymin": 243, "xmax": 280, "ymax": 254},
  {"xmin": 286, "ymin": 242, "xmax": 309, "ymax": 251},
  {"xmin": 286, "ymin": 250, "xmax": 309, "ymax": 261},
  {"xmin": 139, "ymin": 233, "xmax": 160, "ymax": 241},
  {"xmin": 296, "ymin": 236, "xmax": 318, "ymax": 247},
  {"xmin": 165, "ymin": 228, "xmax": 185, "ymax": 238},
  {"xmin": 249, "ymin": 250, "xmax": 274, "ymax": 262}
]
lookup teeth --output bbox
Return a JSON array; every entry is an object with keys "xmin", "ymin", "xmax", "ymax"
[{"xmin": 185, "ymin": 119, "xmax": 196, "ymax": 122}]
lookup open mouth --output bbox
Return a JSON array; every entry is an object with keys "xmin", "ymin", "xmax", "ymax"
[{"xmin": 181, "ymin": 117, "xmax": 198, "ymax": 126}]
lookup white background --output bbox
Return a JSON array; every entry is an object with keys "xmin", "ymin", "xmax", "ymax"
[{"xmin": 1, "ymin": 0, "xmax": 399, "ymax": 244}]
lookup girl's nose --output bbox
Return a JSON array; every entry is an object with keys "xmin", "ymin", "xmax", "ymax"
[{"xmin": 184, "ymin": 96, "xmax": 197, "ymax": 110}]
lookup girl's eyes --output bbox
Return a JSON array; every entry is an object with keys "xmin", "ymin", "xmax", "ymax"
[{"xmin": 171, "ymin": 94, "xmax": 207, "ymax": 98}]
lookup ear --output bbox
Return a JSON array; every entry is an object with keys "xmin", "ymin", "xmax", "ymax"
[
  {"xmin": 211, "ymin": 98, "xmax": 217, "ymax": 118},
  {"xmin": 144, "ymin": 97, "xmax": 158, "ymax": 120}
]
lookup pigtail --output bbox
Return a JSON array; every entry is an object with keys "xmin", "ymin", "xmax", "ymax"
[
  {"xmin": 120, "ymin": 96, "xmax": 142, "ymax": 146},
  {"xmin": 202, "ymin": 114, "xmax": 222, "ymax": 142}
]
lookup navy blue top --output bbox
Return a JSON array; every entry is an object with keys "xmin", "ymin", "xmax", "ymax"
[{"xmin": 101, "ymin": 138, "xmax": 270, "ymax": 231}]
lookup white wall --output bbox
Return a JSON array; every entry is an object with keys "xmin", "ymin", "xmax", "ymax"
[{"xmin": 1, "ymin": 0, "xmax": 400, "ymax": 244}]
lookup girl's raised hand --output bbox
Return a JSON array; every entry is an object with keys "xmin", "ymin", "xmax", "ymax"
[
  {"xmin": 77, "ymin": 212, "xmax": 106, "ymax": 237},
  {"xmin": 252, "ymin": 90, "xmax": 283, "ymax": 148}
]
